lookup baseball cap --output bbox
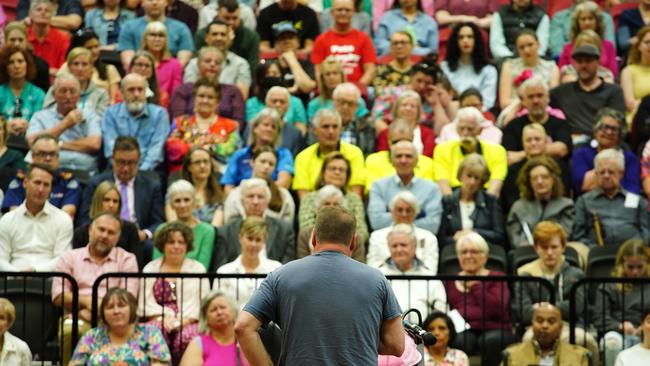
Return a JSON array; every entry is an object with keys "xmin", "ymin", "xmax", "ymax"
[
  {"xmin": 274, "ymin": 22, "xmax": 298, "ymax": 38},
  {"xmin": 572, "ymin": 44, "xmax": 600, "ymax": 59}
]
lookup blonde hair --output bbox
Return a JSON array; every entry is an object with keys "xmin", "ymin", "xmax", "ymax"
[
  {"xmin": 66, "ymin": 47, "xmax": 92, "ymax": 64},
  {"xmin": 239, "ymin": 216, "xmax": 268, "ymax": 240},
  {"xmin": 90, "ymin": 181, "xmax": 121, "ymax": 219},
  {"xmin": 141, "ymin": 21, "xmax": 171, "ymax": 59},
  {"xmin": 318, "ymin": 56, "xmax": 345, "ymax": 100},
  {"xmin": 0, "ymin": 298, "xmax": 16, "ymax": 328}
]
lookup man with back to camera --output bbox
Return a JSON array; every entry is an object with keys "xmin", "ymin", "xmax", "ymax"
[{"xmin": 235, "ymin": 205, "xmax": 405, "ymax": 365}]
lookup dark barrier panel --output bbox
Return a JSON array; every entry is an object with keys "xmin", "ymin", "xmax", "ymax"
[
  {"xmin": 0, "ymin": 272, "xmax": 79, "ymax": 365},
  {"xmin": 569, "ymin": 277, "xmax": 650, "ymax": 366}
]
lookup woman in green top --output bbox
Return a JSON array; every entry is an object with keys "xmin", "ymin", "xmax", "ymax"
[
  {"xmin": 154, "ymin": 179, "xmax": 216, "ymax": 270},
  {"xmin": 0, "ymin": 46, "xmax": 45, "ymax": 137}
]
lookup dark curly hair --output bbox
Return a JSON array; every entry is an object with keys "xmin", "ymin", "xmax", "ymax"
[
  {"xmin": 154, "ymin": 221, "xmax": 194, "ymax": 253},
  {"xmin": 445, "ymin": 22, "xmax": 489, "ymax": 73}
]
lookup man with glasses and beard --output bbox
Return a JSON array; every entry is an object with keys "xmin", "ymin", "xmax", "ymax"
[{"xmin": 102, "ymin": 73, "xmax": 170, "ymax": 172}]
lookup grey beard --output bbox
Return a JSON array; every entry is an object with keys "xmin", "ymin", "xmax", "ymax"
[{"xmin": 126, "ymin": 101, "xmax": 145, "ymax": 114}]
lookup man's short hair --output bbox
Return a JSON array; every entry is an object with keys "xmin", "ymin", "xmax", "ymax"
[
  {"xmin": 312, "ymin": 108, "xmax": 342, "ymax": 128},
  {"xmin": 332, "ymin": 82, "xmax": 361, "ymax": 100},
  {"xmin": 120, "ymin": 72, "xmax": 149, "ymax": 91},
  {"xmin": 264, "ymin": 86, "xmax": 290, "ymax": 105},
  {"xmin": 240, "ymin": 178, "xmax": 271, "ymax": 201},
  {"xmin": 113, "ymin": 136, "xmax": 140, "ymax": 155},
  {"xmin": 52, "ymin": 72, "xmax": 81, "ymax": 93},
  {"xmin": 207, "ymin": 19, "xmax": 230, "ymax": 33},
  {"xmin": 29, "ymin": 0, "xmax": 51, "ymax": 12},
  {"xmin": 218, "ymin": 0, "xmax": 239, "ymax": 12},
  {"xmin": 31, "ymin": 134, "xmax": 59, "ymax": 152},
  {"xmin": 389, "ymin": 140, "xmax": 416, "ymax": 156},
  {"xmin": 594, "ymin": 148, "xmax": 625, "ymax": 172},
  {"xmin": 518, "ymin": 74, "xmax": 548, "ymax": 95},
  {"xmin": 452, "ymin": 106, "xmax": 484, "ymax": 127},
  {"xmin": 27, "ymin": 162, "xmax": 55, "ymax": 180},
  {"xmin": 387, "ymin": 223, "xmax": 416, "ymax": 245},
  {"xmin": 314, "ymin": 206, "xmax": 357, "ymax": 246},
  {"xmin": 458, "ymin": 88, "xmax": 483, "ymax": 103},
  {"xmin": 91, "ymin": 211, "xmax": 123, "ymax": 231}
]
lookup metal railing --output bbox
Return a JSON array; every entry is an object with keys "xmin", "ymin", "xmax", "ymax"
[{"xmin": 0, "ymin": 272, "xmax": 79, "ymax": 365}]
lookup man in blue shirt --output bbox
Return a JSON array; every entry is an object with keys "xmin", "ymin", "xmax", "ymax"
[
  {"xmin": 118, "ymin": 0, "xmax": 194, "ymax": 69},
  {"xmin": 102, "ymin": 73, "xmax": 170, "ymax": 172},
  {"xmin": 27, "ymin": 73, "xmax": 102, "ymax": 174},
  {"xmin": 235, "ymin": 205, "xmax": 404, "ymax": 365},
  {"xmin": 2, "ymin": 134, "xmax": 81, "ymax": 219},
  {"xmin": 367, "ymin": 140, "xmax": 443, "ymax": 233}
]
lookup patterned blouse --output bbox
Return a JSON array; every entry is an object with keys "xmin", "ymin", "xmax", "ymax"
[
  {"xmin": 424, "ymin": 348, "xmax": 470, "ymax": 366},
  {"xmin": 69, "ymin": 323, "xmax": 171, "ymax": 365}
]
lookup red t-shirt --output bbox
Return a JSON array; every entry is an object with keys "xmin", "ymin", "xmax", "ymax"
[
  {"xmin": 311, "ymin": 29, "xmax": 376, "ymax": 82},
  {"xmin": 27, "ymin": 26, "xmax": 70, "ymax": 70}
]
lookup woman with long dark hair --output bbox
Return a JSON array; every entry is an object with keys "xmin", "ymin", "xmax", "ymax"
[{"xmin": 441, "ymin": 21, "xmax": 497, "ymax": 110}]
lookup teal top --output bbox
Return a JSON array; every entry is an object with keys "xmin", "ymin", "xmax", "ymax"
[
  {"xmin": 0, "ymin": 82, "xmax": 45, "ymax": 121},
  {"xmin": 153, "ymin": 221, "xmax": 215, "ymax": 270},
  {"xmin": 245, "ymin": 95, "xmax": 307, "ymax": 125},
  {"xmin": 307, "ymin": 96, "xmax": 369, "ymax": 122}
]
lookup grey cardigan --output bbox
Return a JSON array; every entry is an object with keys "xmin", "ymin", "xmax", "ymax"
[{"xmin": 506, "ymin": 197, "xmax": 574, "ymax": 248}]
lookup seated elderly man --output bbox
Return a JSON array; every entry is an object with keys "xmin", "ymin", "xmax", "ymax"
[
  {"xmin": 368, "ymin": 140, "xmax": 442, "ymax": 233},
  {"xmin": 571, "ymin": 148, "xmax": 650, "ymax": 247},
  {"xmin": 502, "ymin": 75, "xmax": 571, "ymax": 166},
  {"xmin": 437, "ymin": 88, "xmax": 502, "ymax": 144},
  {"xmin": 2, "ymin": 134, "xmax": 81, "ymax": 219},
  {"xmin": 433, "ymin": 107, "xmax": 508, "ymax": 197},
  {"xmin": 367, "ymin": 191, "xmax": 439, "ymax": 272},
  {"xmin": 365, "ymin": 119, "xmax": 434, "ymax": 194},
  {"xmin": 309, "ymin": 82, "xmax": 374, "ymax": 157},
  {"xmin": 503, "ymin": 303, "xmax": 590, "ymax": 366},
  {"xmin": 216, "ymin": 178, "xmax": 295, "ymax": 268},
  {"xmin": 26, "ymin": 73, "xmax": 102, "ymax": 174},
  {"xmin": 252, "ymin": 86, "xmax": 305, "ymax": 156},
  {"xmin": 293, "ymin": 109, "xmax": 365, "ymax": 199},
  {"xmin": 376, "ymin": 224, "xmax": 446, "ymax": 321},
  {"xmin": 103, "ymin": 73, "xmax": 170, "ymax": 171},
  {"xmin": 0, "ymin": 163, "xmax": 72, "ymax": 271}
]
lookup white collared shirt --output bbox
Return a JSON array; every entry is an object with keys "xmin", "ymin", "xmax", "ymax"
[
  {"xmin": 0, "ymin": 332, "xmax": 32, "ymax": 366},
  {"xmin": 217, "ymin": 255, "xmax": 282, "ymax": 308},
  {"xmin": 0, "ymin": 201, "xmax": 72, "ymax": 271}
]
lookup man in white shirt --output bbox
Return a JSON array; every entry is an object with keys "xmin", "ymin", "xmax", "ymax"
[{"xmin": 0, "ymin": 163, "xmax": 72, "ymax": 271}]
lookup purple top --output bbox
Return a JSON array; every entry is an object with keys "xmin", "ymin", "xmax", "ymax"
[
  {"xmin": 156, "ymin": 58, "xmax": 183, "ymax": 98},
  {"xmin": 169, "ymin": 82, "xmax": 245, "ymax": 129},
  {"xmin": 444, "ymin": 270, "xmax": 511, "ymax": 330},
  {"xmin": 558, "ymin": 40, "xmax": 619, "ymax": 80},
  {"xmin": 435, "ymin": 0, "xmax": 499, "ymax": 18}
]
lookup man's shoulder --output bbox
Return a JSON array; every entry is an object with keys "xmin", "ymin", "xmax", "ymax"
[
  {"xmin": 88, "ymin": 171, "xmax": 114, "ymax": 186},
  {"xmin": 339, "ymin": 142, "xmax": 364, "ymax": 157},
  {"xmin": 122, "ymin": 16, "xmax": 146, "ymax": 30},
  {"xmin": 294, "ymin": 143, "xmax": 319, "ymax": 160},
  {"xmin": 165, "ymin": 17, "xmax": 191, "ymax": 32}
]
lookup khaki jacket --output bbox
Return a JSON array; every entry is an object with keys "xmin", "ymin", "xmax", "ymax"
[{"xmin": 501, "ymin": 340, "xmax": 589, "ymax": 366}]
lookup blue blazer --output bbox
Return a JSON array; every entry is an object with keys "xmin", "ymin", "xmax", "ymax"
[{"xmin": 79, "ymin": 170, "xmax": 164, "ymax": 234}]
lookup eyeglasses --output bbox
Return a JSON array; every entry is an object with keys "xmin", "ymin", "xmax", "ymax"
[
  {"xmin": 598, "ymin": 124, "xmax": 620, "ymax": 133},
  {"xmin": 33, "ymin": 151, "xmax": 58, "ymax": 158}
]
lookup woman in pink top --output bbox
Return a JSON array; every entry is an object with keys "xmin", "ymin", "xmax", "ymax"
[
  {"xmin": 557, "ymin": 1, "xmax": 618, "ymax": 79},
  {"xmin": 140, "ymin": 21, "xmax": 182, "ymax": 98},
  {"xmin": 179, "ymin": 291, "xmax": 249, "ymax": 366}
]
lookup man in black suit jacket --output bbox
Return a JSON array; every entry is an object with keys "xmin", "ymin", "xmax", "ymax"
[
  {"xmin": 80, "ymin": 136, "xmax": 164, "ymax": 243},
  {"xmin": 214, "ymin": 178, "xmax": 295, "ymax": 269}
]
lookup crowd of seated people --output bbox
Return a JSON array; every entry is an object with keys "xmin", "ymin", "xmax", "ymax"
[{"xmin": 1, "ymin": 0, "xmax": 650, "ymax": 364}]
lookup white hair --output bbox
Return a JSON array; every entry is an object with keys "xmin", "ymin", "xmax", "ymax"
[
  {"xmin": 165, "ymin": 179, "xmax": 196, "ymax": 203},
  {"xmin": 594, "ymin": 148, "xmax": 625, "ymax": 172},
  {"xmin": 312, "ymin": 108, "xmax": 342, "ymax": 128},
  {"xmin": 240, "ymin": 178, "xmax": 272, "ymax": 201},
  {"xmin": 455, "ymin": 232, "xmax": 489, "ymax": 256},
  {"xmin": 314, "ymin": 185, "xmax": 347, "ymax": 209},
  {"xmin": 518, "ymin": 75, "xmax": 549, "ymax": 95},
  {"xmin": 265, "ymin": 86, "xmax": 290, "ymax": 104},
  {"xmin": 389, "ymin": 191, "xmax": 420, "ymax": 216},
  {"xmin": 387, "ymin": 223, "xmax": 417, "ymax": 246},
  {"xmin": 332, "ymin": 82, "xmax": 361, "ymax": 100},
  {"xmin": 452, "ymin": 106, "xmax": 485, "ymax": 127},
  {"xmin": 53, "ymin": 72, "xmax": 80, "ymax": 93}
]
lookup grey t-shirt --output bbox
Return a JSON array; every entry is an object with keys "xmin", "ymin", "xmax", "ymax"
[{"xmin": 244, "ymin": 250, "xmax": 402, "ymax": 365}]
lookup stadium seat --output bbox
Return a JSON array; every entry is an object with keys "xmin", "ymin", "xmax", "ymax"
[
  {"xmin": 439, "ymin": 243, "xmax": 508, "ymax": 275},
  {"xmin": 586, "ymin": 244, "xmax": 622, "ymax": 278},
  {"xmin": 510, "ymin": 245, "xmax": 581, "ymax": 273},
  {"xmin": 0, "ymin": 277, "xmax": 62, "ymax": 362}
]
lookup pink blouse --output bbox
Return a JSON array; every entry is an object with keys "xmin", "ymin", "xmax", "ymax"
[
  {"xmin": 558, "ymin": 40, "xmax": 619, "ymax": 80},
  {"xmin": 156, "ymin": 57, "xmax": 183, "ymax": 98}
]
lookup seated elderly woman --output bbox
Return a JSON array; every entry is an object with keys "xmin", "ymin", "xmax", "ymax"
[
  {"xmin": 444, "ymin": 232, "xmax": 514, "ymax": 366},
  {"xmin": 507, "ymin": 156, "xmax": 574, "ymax": 249},
  {"xmin": 157, "ymin": 180, "xmax": 216, "ymax": 270},
  {"xmin": 594, "ymin": 239, "xmax": 650, "ymax": 366},
  {"xmin": 376, "ymin": 224, "xmax": 446, "ymax": 321},
  {"xmin": 572, "ymin": 108, "xmax": 641, "ymax": 195},
  {"xmin": 71, "ymin": 287, "xmax": 171, "ymax": 365},
  {"xmin": 298, "ymin": 152, "xmax": 367, "ymax": 247},
  {"xmin": 0, "ymin": 297, "xmax": 31, "ymax": 365},
  {"xmin": 367, "ymin": 190, "xmax": 439, "ymax": 272},
  {"xmin": 73, "ymin": 180, "xmax": 143, "ymax": 268},
  {"xmin": 221, "ymin": 108, "xmax": 294, "ymax": 193},
  {"xmin": 216, "ymin": 217, "xmax": 282, "ymax": 306},
  {"xmin": 438, "ymin": 153, "xmax": 505, "ymax": 248},
  {"xmin": 167, "ymin": 147, "xmax": 225, "ymax": 226},
  {"xmin": 216, "ymin": 178, "xmax": 295, "ymax": 268},
  {"xmin": 372, "ymin": 31, "xmax": 415, "ymax": 96},
  {"xmin": 166, "ymin": 78, "xmax": 242, "ymax": 173},
  {"xmin": 223, "ymin": 148, "xmax": 294, "ymax": 224},
  {"xmin": 423, "ymin": 311, "xmax": 470, "ymax": 366},
  {"xmin": 179, "ymin": 291, "xmax": 249, "ymax": 366},
  {"xmin": 513, "ymin": 221, "xmax": 599, "ymax": 365},
  {"xmin": 141, "ymin": 222, "xmax": 211, "ymax": 365},
  {"xmin": 297, "ymin": 185, "xmax": 367, "ymax": 262}
]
